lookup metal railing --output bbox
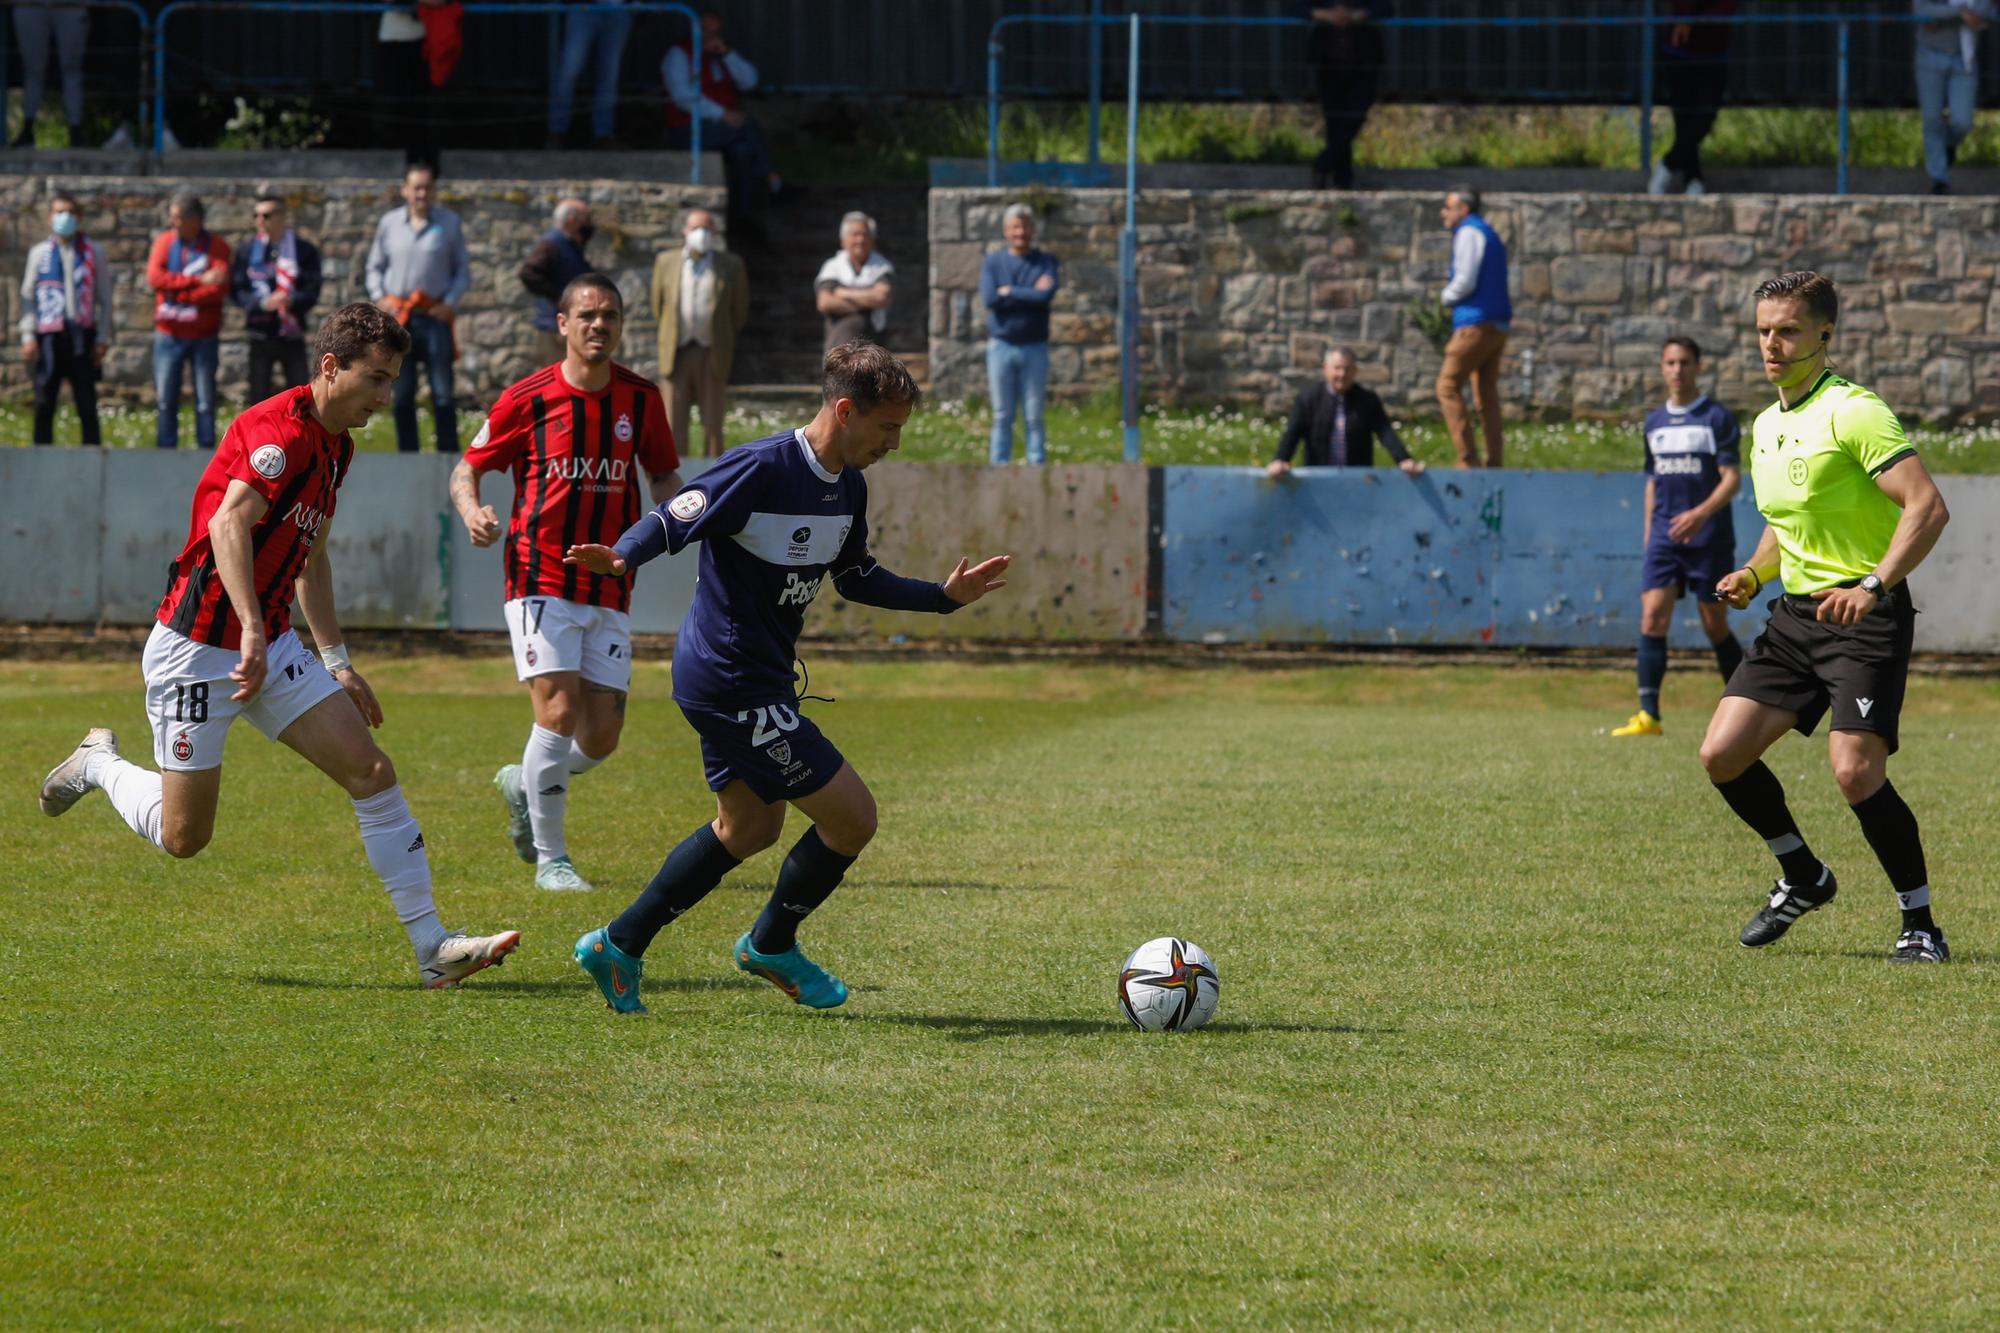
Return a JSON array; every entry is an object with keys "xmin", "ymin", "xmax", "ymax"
[
  {"xmin": 989, "ymin": 10, "xmax": 1941, "ymax": 198},
  {"xmin": 149, "ymin": 1, "xmax": 703, "ymax": 176},
  {"xmin": 0, "ymin": 0, "xmax": 154, "ymax": 146}
]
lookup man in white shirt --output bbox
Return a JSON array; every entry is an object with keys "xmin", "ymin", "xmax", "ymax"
[
  {"xmin": 651, "ymin": 207, "xmax": 750, "ymax": 456},
  {"xmin": 662, "ymin": 10, "xmax": 782, "ymax": 217},
  {"xmin": 815, "ymin": 212, "xmax": 893, "ymax": 354}
]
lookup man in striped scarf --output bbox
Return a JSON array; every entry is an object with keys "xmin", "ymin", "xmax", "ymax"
[
  {"xmin": 17, "ymin": 191, "xmax": 112, "ymax": 445},
  {"xmin": 231, "ymin": 194, "xmax": 324, "ymax": 402}
]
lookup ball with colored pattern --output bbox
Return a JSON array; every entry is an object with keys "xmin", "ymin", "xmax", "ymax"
[{"xmin": 1117, "ymin": 937, "xmax": 1219, "ymax": 1032}]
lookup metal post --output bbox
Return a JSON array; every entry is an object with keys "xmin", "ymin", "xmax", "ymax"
[
  {"xmin": 153, "ymin": 2, "xmax": 170, "ymax": 152},
  {"xmin": 1120, "ymin": 13, "xmax": 1140, "ymax": 463},
  {"xmin": 988, "ymin": 24, "xmax": 1002, "ymax": 187},
  {"xmin": 1836, "ymin": 21, "xmax": 1851, "ymax": 196},
  {"xmin": 1087, "ymin": 0, "xmax": 1103, "ymax": 166},
  {"xmin": 1638, "ymin": 0, "xmax": 1655, "ymax": 176}
]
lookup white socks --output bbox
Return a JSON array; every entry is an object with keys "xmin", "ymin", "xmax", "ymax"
[
  {"xmin": 353, "ymin": 784, "xmax": 448, "ymax": 960},
  {"xmin": 89, "ymin": 751, "xmax": 165, "ymax": 851},
  {"xmin": 523, "ymin": 724, "xmax": 574, "ymax": 864},
  {"xmin": 568, "ymin": 739, "xmax": 604, "ymax": 775}
]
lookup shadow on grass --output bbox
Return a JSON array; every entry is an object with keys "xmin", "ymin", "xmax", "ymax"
[
  {"xmin": 842, "ymin": 1013, "xmax": 1395, "ymax": 1042},
  {"xmin": 248, "ymin": 972, "xmax": 766, "ymax": 994},
  {"xmin": 859, "ymin": 878, "xmax": 1026, "ymax": 893},
  {"xmin": 1784, "ymin": 948, "xmax": 1983, "ymax": 965}
]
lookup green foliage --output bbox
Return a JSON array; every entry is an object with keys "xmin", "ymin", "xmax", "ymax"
[
  {"xmin": 1406, "ymin": 299, "xmax": 1453, "ymax": 355},
  {"xmin": 216, "ymin": 97, "xmax": 333, "ymax": 152},
  {"xmin": 1223, "ymin": 200, "xmax": 1281, "ymax": 224},
  {"xmin": 8, "ymin": 658, "xmax": 2000, "ymax": 1324}
]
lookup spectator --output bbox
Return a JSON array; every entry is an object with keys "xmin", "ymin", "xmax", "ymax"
[
  {"xmin": 519, "ymin": 197, "xmax": 596, "ymax": 367},
  {"xmin": 1915, "ymin": 0, "xmax": 1995, "ymax": 195},
  {"xmin": 663, "ymin": 10, "xmax": 783, "ymax": 218},
  {"xmin": 549, "ymin": 0, "xmax": 633, "ymax": 149},
  {"xmin": 366, "ymin": 162, "xmax": 470, "ymax": 452},
  {"xmin": 147, "ymin": 192, "xmax": 229, "ymax": 450},
  {"xmin": 1435, "ymin": 186, "xmax": 1510, "ymax": 469},
  {"xmin": 18, "ymin": 191, "xmax": 111, "ymax": 446},
  {"xmin": 981, "ymin": 203, "xmax": 1060, "ymax": 465},
  {"xmin": 1649, "ymin": 2, "xmax": 1736, "ymax": 196},
  {"xmin": 231, "ymin": 194, "xmax": 323, "ymax": 403},
  {"xmin": 375, "ymin": 1, "xmax": 447, "ymax": 166},
  {"xmin": 1268, "ymin": 348, "xmax": 1423, "ymax": 476},
  {"xmin": 651, "ymin": 207, "xmax": 749, "ymax": 457},
  {"xmin": 816, "ymin": 212, "xmax": 893, "ymax": 355},
  {"xmin": 1304, "ymin": 1, "xmax": 1390, "ymax": 191},
  {"xmin": 10, "ymin": 1, "xmax": 89, "ymax": 149}
]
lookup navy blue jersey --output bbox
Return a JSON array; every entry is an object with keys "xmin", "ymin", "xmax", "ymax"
[
  {"xmin": 1643, "ymin": 395, "xmax": 1739, "ymax": 548},
  {"xmin": 612, "ymin": 428, "xmax": 956, "ymax": 709}
]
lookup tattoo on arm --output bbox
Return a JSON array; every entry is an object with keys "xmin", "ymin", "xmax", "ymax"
[{"xmin": 449, "ymin": 460, "xmax": 481, "ymax": 515}]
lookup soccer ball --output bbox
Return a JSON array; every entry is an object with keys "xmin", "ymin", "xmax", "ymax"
[{"xmin": 1117, "ymin": 937, "xmax": 1219, "ymax": 1032}]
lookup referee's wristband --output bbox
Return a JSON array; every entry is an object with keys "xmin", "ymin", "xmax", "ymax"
[
  {"xmin": 320, "ymin": 643, "xmax": 353, "ymax": 674},
  {"xmin": 1741, "ymin": 567, "xmax": 1762, "ymax": 595}
]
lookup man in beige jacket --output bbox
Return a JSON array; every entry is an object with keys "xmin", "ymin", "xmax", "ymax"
[{"xmin": 650, "ymin": 208, "xmax": 748, "ymax": 456}]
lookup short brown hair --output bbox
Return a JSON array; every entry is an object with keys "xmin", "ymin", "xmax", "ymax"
[
  {"xmin": 1754, "ymin": 271, "xmax": 1838, "ymax": 327},
  {"xmin": 558, "ymin": 272, "xmax": 622, "ymax": 316},
  {"xmin": 312, "ymin": 301, "xmax": 411, "ymax": 372},
  {"xmin": 823, "ymin": 341, "xmax": 920, "ymax": 413}
]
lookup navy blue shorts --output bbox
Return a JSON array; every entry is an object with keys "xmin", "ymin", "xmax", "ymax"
[
  {"xmin": 1641, "ymin": 541, "xmax": 1734, "ymax": 602},
  {"xmin": 679, "ymin": 701, "xmax": 845, "ymax": 803}
]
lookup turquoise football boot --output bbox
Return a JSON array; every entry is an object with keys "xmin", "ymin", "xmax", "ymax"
[
  {"xmin": 574, "ymin": 927, "xmax": 647, "ymax": 1015},
  {"xmin": 733, "ymin": 932, "xmax": 849, "ymax": 1009}
]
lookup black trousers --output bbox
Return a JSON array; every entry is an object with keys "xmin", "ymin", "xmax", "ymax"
[
  {"xmin": 1314, "ymin": 67, "xmax": 1377, "ymax": 189},
  {"xmin": 247, "ymin": 337, "xmax": 310, "ymax": 403},
  {"xmin": 375, "ymin": 38, "xmax": 438, "ymax": 165},
  {"xmin": 1660, "ymin": 58, "xmax": 1726, "ymax": 180},
  {"xmin": 31, "ymin": 329, "xmax": 100, "ymax": 445}
]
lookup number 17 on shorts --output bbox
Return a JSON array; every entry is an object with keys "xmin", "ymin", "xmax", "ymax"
[{"xmin": 503, "ymin": 595, "xmax": 634, "ymax": 690}]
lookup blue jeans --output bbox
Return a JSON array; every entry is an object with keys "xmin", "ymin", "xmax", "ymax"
[
  {"xmin": 392, "ymin": 312, "xmax": 458, "ymax": 452},
  {"xmin": 667, "ymin": 118, "xmax": 774, "ymax": 216},
  {"xmin": 987, "ymin": 339, "xmax": 1049, "ymax": 464},
  {"xmin": 1916, "ymin": 44, "xmax": 1975, "ymax": 185},
  {"xmin": 153, "ymin": 332, "xmax": 218, "ymax": 449},
  {"xmin": 549, "ymin": 9, "xmax": 632, "ymax": 139}
]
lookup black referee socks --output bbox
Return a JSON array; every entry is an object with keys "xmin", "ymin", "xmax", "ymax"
[
  {"xmin": 1713, "ymin": 761, "xmax": 1825, "ymax": 890},
  {"xmin": 1850, "ymin": 781, "xmax": 1936, "ymax": 933}
]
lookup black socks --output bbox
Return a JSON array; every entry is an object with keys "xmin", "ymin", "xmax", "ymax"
[
  {"xmin": 1850, "ymin": 781, "xmax": 1936, "ymax": 934},
  {"xmin": 748, "ymin": 827, "xmax": 857, "ymax": 955},
  {"xmin": 1713, "ymin": 761, "xmax": 1825, "ymax": 890}
]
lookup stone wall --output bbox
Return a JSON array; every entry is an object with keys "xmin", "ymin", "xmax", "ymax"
[
  {"xmin": 1, "ymin": 174, "xmax": 724, "ymax": 421},
  {"xmin": 928, "ymin": 188, "xmax": 2000, "ymax": 420}
]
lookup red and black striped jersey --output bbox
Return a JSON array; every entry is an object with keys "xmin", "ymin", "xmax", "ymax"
[
  {"xmin": 155, "ymin": 386, "xmax": 352, "ymax": 649},
  {"xmin": 465, "ymin": 361, "xmax": 678, "ymax": 612}
]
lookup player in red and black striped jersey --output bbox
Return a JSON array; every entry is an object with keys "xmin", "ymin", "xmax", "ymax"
[
  {"xmin": 450, "ymin": 273, "xmax": 681, "ymax": 892},
  {"xmin": 39, "ymin": 303, "xmax": 520, "ymax": 989}
]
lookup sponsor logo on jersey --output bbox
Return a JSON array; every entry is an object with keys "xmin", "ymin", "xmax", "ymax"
[
  {"xmin": 669, "ymin": 489, "xmax": 707, "ymax": 521},
  {"xmin": 614, "ymin": 412, "xmax": 634, "ymax": 443},
  {"xmin": 777, "ymin": 571, "xmax": 824, "ymax": 607},
  {"xmin": 285, "ymin": 500, "xmax": 329, "ymax": 540},
  {"xmin": 789, "ymin": 526, "xmax": 812, "ymax": 560},
  {"xmin": 545, "ymin": 456, "xmax": 632, "ymax": 484},
  {"xmin": 250, "ymin": 444, "xmax": 288, "ymax": 479},
  {"xmin": 172, "ymin": 732, "xmax": 194, "ymax": 762}
]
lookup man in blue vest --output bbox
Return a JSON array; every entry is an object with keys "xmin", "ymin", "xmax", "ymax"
[{"xmin": 1435, "ymin": 186, "xmax": 1511, "ymax": 469}]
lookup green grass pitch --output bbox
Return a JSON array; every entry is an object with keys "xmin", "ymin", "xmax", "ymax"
[{"xmin": 6, "ymin": 654, "xmax": 2000, "ymax": 1326}]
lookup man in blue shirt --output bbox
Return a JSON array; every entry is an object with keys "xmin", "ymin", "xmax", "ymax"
[
  {"xmin": 364, "ymin": 163, "xmax": 471, "ymax": 452},
  {"xmin": 1613, "ymin": 336, "xmax": 1745, "ymax": 736},
  {"xmin": 564, "ymin": 343, "xmax": 1012, "ymax": 1015},
  {"xmin": 1435, "ymin": 186, "xmax": 1511, "ymax": 469},
  {"xmin": 981, "ymin": 203, "xmax": 1061, "ymax": 464}
]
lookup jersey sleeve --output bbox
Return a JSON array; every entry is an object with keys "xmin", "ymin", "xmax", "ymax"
[
  {"xmin": 1834, "ymin": 390, "xmax": 1914, "ymax": 476},
  {"xmin": 611, "ymin": 447, "xmax": 760, "ymax": 570},
  {"xmin": 1713, "ymin": 406, "xmax": 1742, "ymax": 469},
  {"xmin": 221, "ymin": 417, "xmax": 319, "ymax": 504},
  {"xmin": 464, "ymin": 390, "xmax": 529, "ymax": 474},
  {"xmin": 636, "ymin": 385, "xmax": 679, "ymax": 476}
]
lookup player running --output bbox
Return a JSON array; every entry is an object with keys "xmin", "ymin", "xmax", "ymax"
[
  {"xmin": 564, "ymin": 343, "xmax": 1011, "ymax": 1014},
  {"xmin": 1701, "ymin": 272, "xmax": 1954, "ymax": 963},
  {"xmin": 37, "ymin": 303, "xmax": 521, "ymax": 988},
  {"xmin": 1612, "ymin": 336, "xmax": 1745, "ymax": 736},
  {"xmin": 449, "ymin": 273, "xmax": 681, "ymax": 892}
]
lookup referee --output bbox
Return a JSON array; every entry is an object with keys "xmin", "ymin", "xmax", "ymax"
[{"xmin": 1698, "ymin": 271, "xmax": 1953, "ymax": 962}]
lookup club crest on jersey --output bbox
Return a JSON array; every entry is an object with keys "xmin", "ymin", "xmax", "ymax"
[
  {"xmin": 789, "ymin": 526, "xmax": 812, "ymax": 560},
  {"xmin": 1788, "ymin": 457, "xmax": 1809, "ymax": 486},
  {"xmin": 172, "ymin": 732, "xmax": 194, "ymax": 762},
  {"xmin": 777, "ymin": 570, "xmax": 823, "ymax": 607},
  {"xmin": 669, "ymin": 490, "xmax": 707, "ymax": 521},
  {"xmin": 525, "ymin": 645, "xmax": 538, "ymax": 667},
  {"xmin": 250, "ymin": 444, "xmax": 287, "ymax": 479},
  {"xmin": 767, "ymin": 740, "xmax": 792, "ymax": 766},
  {"xmin": 614, "ymin": 412, "xmax": 634, "ymax": 443}
]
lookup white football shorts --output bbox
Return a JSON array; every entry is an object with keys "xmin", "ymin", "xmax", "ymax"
[
  {"xmin": 503, "ymin": 595, "xmax": 633, "ymax": 690},
  {"xmin": 143, "ymin": 623, "xmax": 345, "ymax": 771}
]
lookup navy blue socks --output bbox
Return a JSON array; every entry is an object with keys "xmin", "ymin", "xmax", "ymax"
[
  {"xmin": 1637, "ymin": 634, "xmax": 1667, "ymax": 718},
  {"xmin": 749, "ymin": 827, "xmax": 857, "ymax": 955},
  {"xmin": 608, "ymin": 823, "xmax": 742, "ymax": 957}
]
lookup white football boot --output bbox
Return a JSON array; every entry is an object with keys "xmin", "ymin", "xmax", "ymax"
[
  {"xmin": 421, "ymin": 930, "xmax": 523, "ymax": 988},
  {"xmin": 39, "ymin": 728, "xmax": 118, "ymax": 816}
]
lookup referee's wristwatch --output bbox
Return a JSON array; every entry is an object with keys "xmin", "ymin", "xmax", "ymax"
[{"xmin": 1859, "ymin": 573, "xmax": 1884, "ymax": 602}]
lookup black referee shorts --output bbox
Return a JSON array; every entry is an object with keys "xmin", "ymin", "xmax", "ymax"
[{"xmin": 1724, "ymin": 582, "xmax": 1916, "ymax": 753}]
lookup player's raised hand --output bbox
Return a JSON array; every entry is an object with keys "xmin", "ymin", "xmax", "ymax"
[
  {"xmin": 230, "ymin": 634, "xmax": 268, "ymax": 702},
  {"xmin": 943, "ymin": 554, "xmax": 1011, "ymax": 605},
  {"xmin": 464, "ymin": 504, "xmax": 501, "ymax": 547},
  {"xmin": 566, "ymin": 543, "xmax": 628, "ymax": 577},
  {"xmin": 335, "ymin": 667, "xmax": 385, "ymax": 728}
]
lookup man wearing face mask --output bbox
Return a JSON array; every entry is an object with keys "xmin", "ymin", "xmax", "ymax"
[
  {"xmin": 18, "ymin": 191, "xmax": 112, "ymax": 446},
  {"xmin": 519, "ymin": 197, "xmax": 597, "ymax": 369},
  {"xmin": 651, "ymin": 207, "xmax": 749, "ymax": 457}
]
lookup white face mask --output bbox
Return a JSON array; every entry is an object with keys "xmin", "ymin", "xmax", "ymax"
[{"xmin": 685, "ymin": 227, "xmax": 714, "ymax": 255}]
